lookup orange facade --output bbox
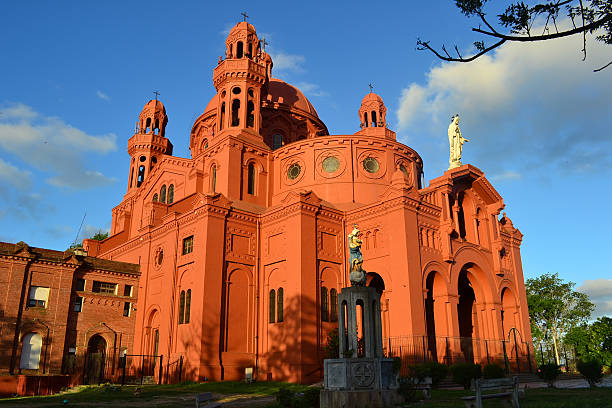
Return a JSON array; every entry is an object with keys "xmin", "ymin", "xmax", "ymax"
[{"xmin": 84, "ymin": 21, "xmax": 533, "ymax": 383}]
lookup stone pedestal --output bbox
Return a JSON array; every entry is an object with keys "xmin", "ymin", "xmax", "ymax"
[{"xmin": 321, "ymin": 286, "xmax": 400, "ymax": 408}]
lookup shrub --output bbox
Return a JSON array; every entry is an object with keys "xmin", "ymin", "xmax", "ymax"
[
  {"xmin": 397, "ymin": 376, "xmax": 418, "ymax": 403},
  {"xmin": 275, "ymin": 387, "xmax": 321, "ymax": 408},
  {"xmin": 577, "ymin": 359, "xmax": 604, "ymax": 386},
  {"xmin": 483, "ymin": 363, "xmax": 505, "ymax": 379},
  {"xmin": 409, "ymin": 362, "xmax": 448, "ymax": 387},
  {"xmin": 450, "ymin": 363, "xmax": 482, "ymax": 390},
  {"xmin": 537, "ymin": 363, "xmax": 561, "ymax": 386},
  {"xmin": 275, "ymin": 387, "xmax": 294, "ymax": 407},
  {"xmin": 301, "ymin": 388, "xmax": 321, "ymax": 408},
  {"xmin": 323, "ymin": 328, "xmax": 339, "ymax": 359},
  {"xmin": 392, "ymin": 357, "xmax": 402, "ymax": 374}
]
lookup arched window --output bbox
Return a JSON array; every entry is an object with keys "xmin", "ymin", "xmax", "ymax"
[
  {"xmin": 231, "ymin": 99, "xmax": 240, "ymax": 126},
  {"xmin": 237, "ymin": 41, "xmax": 244, "ymax": 58},
  {"xmin": 247, "ymin": 163, "xmax": 255, "ymax": 195},
  {"xmin": 371, "ymin": 110, "xmax": 377, "ymax": 127},
  {"xmin": 277, "ymin": 287, "xmax": 284, "ymax": 322},
  {"xmin": 273, "ymin": 134, "xmax": 283, "ymax": 150},
  {"xmin": 185, "ymin": 289, "xmax": 191, "ymax": 323},
  {"xmin": 137, "ymin": 165, "xmax": 145, "ymax": 187},
  {"xmin": 179, "ymin": 290, "xmax": 185, "ymax": 324},
  {"xmin": 248, "ymin": 42, "xmax": 253, "ymax": 58},
  {"xmin": 130, "ymin": 167, "xmax": 134, "ymax": 188},
  {"xmin": 160, "ymin": 185, "xmax": 167, "ymax": 203},
  {"xmin": 153, "ymin": 329, "xmax": 159, "ymax": 356},
  {"xmin": 20, "ymin": 332, "xmax": 42, "ymax": 369},
  {"xmin": 321, "ymin": 286, "xmax": 329, "ymax": 322},
  {"xmin": 167, "ymin": 184, "xmax": 174, "ymax": 204},
  {"xmin": 330, "ymin": 289, "xmax": 338, "ymax": 322},
  {"xmin": 363, "ymin": 112, "xmax": 369, "ymax": 128},
  {"xmin": 154, "ymin": 118, "xmax": 160, "ymax": 134},
  {"xmin": 145, "ymin": 118, "xmax": 151, "ymax": 133},
  {"xmin": 212, "ymin": 165, "xmax": 217, "ymax": 192},
  {"xmin": 153, "ymin": 193, "xmax": 158, "ymax": 202},
  {"xmin": 246, "ymin": 100, "xmax": 255, "ymax": 128},
  {"xmin": 269, "ymin": 289, "xmax": 276, "ymax": 323},
  {"xmin": 220, "ymin": 102, "xmax": 225, "ymax": 130}
]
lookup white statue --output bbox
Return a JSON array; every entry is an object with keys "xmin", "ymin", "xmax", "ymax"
[{"xmin": 448, "ymin": 114, "xmax": 469, "ymax": 170}]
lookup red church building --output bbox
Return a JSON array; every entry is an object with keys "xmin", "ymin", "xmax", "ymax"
[{"xmin": 1, "ymin": 20, "xmax": 533, "ymax": 386}]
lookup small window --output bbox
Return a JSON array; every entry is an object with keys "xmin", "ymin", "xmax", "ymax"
[
  {"xmin": 330, "ymin": 289, "xmax": 338, "ymax": 322},
  {"xmin": 363, "ymin": 112, "xmax": 369, "ymax": 128},
  {"xmin": 153, "ymin": 193, "xmax": 159, "ymax": 202},
  {"xmin": 179, "ymin": 291, "xmax": 185, "ymax": 324},
  {"xmin": 231, "ymin": 99, "xmax": 240, "ymax": 127},
  {"xmin": 220, "ymin": 102, "xmax": 225, "ymax": 130},
  {"xmin": 92, "ymin": 281, "xmax": 117, "ymax": 295},
  {"xmin": 75, "ymin": 278, "xmax": 85, "ymax": 292},
  {"xmin": 237, "ymin": 41, "xmax": 244, "ymax": 58},
  {"xmin": 212, "ymin": 165, "xmax": 217, "ymax": 192},
  {"xmin": 321, "ymin": 286, "xmax": 329, "ymax": 322},
  {"xmin": 363, "ymin": 157, "xmax": 380, "ymax": 173},
  {"xmin": 182, "ymin": 236, "xmax": 194, "ymax": 255},
  {"xmin": 123, "ymin": 302, "xmax": 131, "ymax": 317},
  {"xmin": 168, "ymin": 184, "xmax": 174, "ymax": 204},
  {"xmin": 185, "ymin": 289, "xmax": 191, "ymax": 323},
  {"xmin": 74, "ymin": 296, "xmax": 83, "ymax": 312},
  {"xmin": 137, "ymin": 165, "xmax": 145, "ymax": 187},
  {"xmin": 287, "ymin": 163, "xmax": 301, "ymax": 180},
  {"xmin": 277, "ymin": 287, "xmax": 283, "ymax": 323},
  {"xmin": 124, "ymin": 285, "xmax": 133, "ymax": 297},
  {"xmin": 273, "ymin": 134, "xmax": 283, "ymax": 150},
  {"xmin": 247, "ymin": 163, "xmax": 255, "ymax": 195},
  {"xmin": 371, "ymin": 110, "xmax": 377, "ymax": 127},
  {"xmin": 27, "ymin": 286, "xmax": 49, "ymax": 308},
  {"xmin": 160, "ymin": 185, "xmax": 167, "ymax": 203},
  {"xmin": 269, "ymin": 289, "xmax": 276, "ymax": 323},
  {"xmin": 247, "ymin": 100, "xmax": 255, "ymax": 128}
]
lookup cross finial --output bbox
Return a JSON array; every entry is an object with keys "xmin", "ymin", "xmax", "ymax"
[
  {"xmin": 368, "ymin": 83, "xmax": 373, "ymax": 93},
  {"xmin": 261, "ymin": 37, "xmax": 268, "ymax": 52},
  {"xmin": 241, "ymin": 11, "xmax": 249, "ymax": 21},
  {"xmin": 153, "ymin": 90, "xmax": 160, "ymax": 100}
]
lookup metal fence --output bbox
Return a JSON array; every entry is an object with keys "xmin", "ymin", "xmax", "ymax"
[
  {"xmin": 120, "ymin": 354, "xmax": 163, "ymax": 385},
  {"xmin": 383, "ymin": 335, "xmax": 534, "ymax": 377}
]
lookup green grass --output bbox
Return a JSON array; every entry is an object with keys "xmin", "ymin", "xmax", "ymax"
[
  {"xmin": 0, "ymin": 381, "xmax": 310, "ymax": 407},
  {"xmin": 2, "ymin": 382, "xmax": 612, "ymax": 407}
]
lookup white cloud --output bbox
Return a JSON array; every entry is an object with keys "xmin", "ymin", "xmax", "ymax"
[
  {"xmin": 0, "ymin": 158, "xmax": 31, "ymax": 190},
  {"xmin": 578, "ymin": 279, "xmax": 612, "ymax": 318},
  {"xmin": 0, "ymin": 103, "xmax": 117, "ymax": 189},
  {"xmin": 96, "ymin": 90, "xmax": 110, "ymax": 102},
  {"xmin": 490, "ymin": 170, "xmax": 522, "ymax": 181},
  {"xmin": 292, "ymin": 81, "xmax": 329, "ymax": 98},
  {"xmin": 396, "ymin": 22, "xmax": 612, "ymax": 177},
  {"xmin": 271, "ymin": 52, "xmax": 306, "ymax": 73}
]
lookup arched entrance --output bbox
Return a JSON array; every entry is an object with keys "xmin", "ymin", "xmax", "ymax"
[
  {"xmin": 457, "ymin": 269, "xmax": 476, "ymax": 363},
  {"xmin": 424, "ymin": 270, "xmax": 451, "ymax": 363},
  {"xmin": 366, "ymin": 272, "xmax": 388, "ymax": 353},
  {"xmin": 86, "ymin": 334, "xmax": 107, "ymax": 384}
]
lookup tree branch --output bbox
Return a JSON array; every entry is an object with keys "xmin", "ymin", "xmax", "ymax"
[
  {"xmin": 594, "ymin": 60, "xmax": 612, "ymax": 72},
  {"xmin": 472, "ymin": 15, "xmax": 610, "ymax": 42},
  {"xmin": 417, "ymin": 38, "xmax": 506, "ymax": 62}
]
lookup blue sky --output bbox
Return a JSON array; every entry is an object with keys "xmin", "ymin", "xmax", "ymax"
[{"xmin": 0, "ymin": 1, "xmax": 610, "ymax": 316}]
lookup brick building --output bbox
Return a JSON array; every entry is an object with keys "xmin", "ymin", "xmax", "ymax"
[{"xmin": 0, "ymin": 241, "xmax": 139, "ymax": 383}]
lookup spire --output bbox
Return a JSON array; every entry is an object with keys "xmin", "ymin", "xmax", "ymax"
[{"xmin": 359, "ymin": 92, "xmax": 387, "ymax": 129}]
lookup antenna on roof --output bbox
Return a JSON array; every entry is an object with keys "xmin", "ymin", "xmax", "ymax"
[{"xmin": 71, "ymin": 211, "xmax": 87, "ymax": 248}]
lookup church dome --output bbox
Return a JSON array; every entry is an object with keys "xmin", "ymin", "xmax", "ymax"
[
  {"xmin": 203, "ymin": 78, "xmax": 320, "ymax": 119},
  {"xmin": 228, "ymin": 21, "xmax": 257, "ymax": 36},
  {"xmin": 361, "ymin": 92, "xmax": 384, "ymax": 105},
  {"xmin": 142, "ymin": 99, "xmax": 166, "ymax": 115}
]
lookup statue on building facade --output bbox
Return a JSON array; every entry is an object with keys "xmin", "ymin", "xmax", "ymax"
[
  {"xmin": 448, "ymin": 114, "xmax": 469, "ymax": 170},
  {"xmin": 348, "ymin": 225, "xmax": 366, "ymax": 286}
]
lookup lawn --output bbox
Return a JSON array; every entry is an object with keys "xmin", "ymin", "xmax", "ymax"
[{"xmin": 1, "ymin": 382, "xmax": 612, "ymax": 407}]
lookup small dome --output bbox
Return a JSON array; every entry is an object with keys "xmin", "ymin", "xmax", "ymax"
[
  {"xmin": 141, "ymin": 99, "xmax": 166, "ymax": 115},
  {"xmin": 361, "ymin": 92, "xmax": 384, "ymax": 105},
  {"xmin": 228, "ymin": 21, "xmax": 257, "ymax": 36}
]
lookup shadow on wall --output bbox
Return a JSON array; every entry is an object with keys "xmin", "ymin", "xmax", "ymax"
[{"xmin": 265, "ymin": 294, "xmax": 323, "ymax": 383}]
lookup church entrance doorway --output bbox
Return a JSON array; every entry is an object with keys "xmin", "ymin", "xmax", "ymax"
[
  {"xmin": 457, "ymin": 269, "xmax": 475, "ymax": 363},
  {"xmin": 85, "ymin": 334, "xmax": 107, "ymax": 384}
]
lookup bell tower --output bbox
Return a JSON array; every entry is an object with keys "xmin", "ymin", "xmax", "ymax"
[
  {"xmin": 356, "ymin": 91, "xmax": 396, "ymax": 140},
  {"xmin": 212, "ymin": 21, "xmax": 270, "ymax": 139},
  {"xmin": 126, "ymin": 98, "xmax": 173, "ymax": 192}
]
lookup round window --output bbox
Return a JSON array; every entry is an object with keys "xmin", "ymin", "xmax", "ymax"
[
  {"xmin": 322, "ymin": 156, "xmax": 340, "ymax": 173},
  {"xmin": 139, "ymin": 155, "xmax": 146, "ymax": 162},
  {"xmin": 232, "ymin": 87, "xmax": 241, "ymax": 95},
  {"xmin": 287, "ymin": 163, "xmax": 301, "ymax": 180},
  {"xmin": 155, "ymin": 249, "xmax": 163, "ymax": 266},
  {"xmin": 363, "ymin": 157, "xmax": 380, "ymax": 173},
  {"xmin": 151, "ymin": 157, "xmax": 157, "ymax": 164}
]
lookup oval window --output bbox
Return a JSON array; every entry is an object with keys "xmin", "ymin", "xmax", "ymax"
[
  {"xmin": 156, "ymin": 249, "xmax": 164, "ymax": 266},
  {"xmin": 139, "ymin": 155, "xmax": 146, "ymax": 162},
  {"xmin": 322, "ymin": 156, "xmax": 340, "ymax": 173},
  {"xmin": 232, "ymin": 87, "xmax": 241, "ymax": 95},
  {"xmin": 287, "ymin": 163, "xmax": 301, "ymax": 180},
  {"xmin": 363, "ymin": 157, "xmax": 380, "ymax": 173}
]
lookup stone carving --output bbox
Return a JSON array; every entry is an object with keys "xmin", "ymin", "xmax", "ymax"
[
  {"xmin": 351, "ymin": 362, "xmax": 375, "ymax": 388},
  {"xmin": 348, "ymin": 225, "xmax": 366, "ymax": 286},
  {"xmin": 448, "ymin": 114, "xmax": 469, "ymax": 170}
]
